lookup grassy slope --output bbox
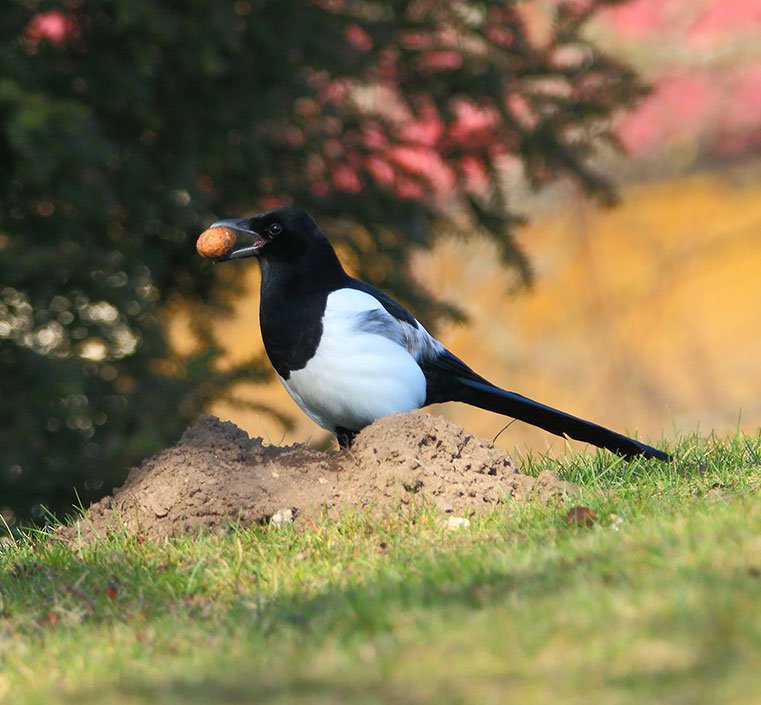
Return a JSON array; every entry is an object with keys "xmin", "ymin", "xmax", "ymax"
[{"xmin": 2, "ymin": 433, "xmax": 761, "ymax": 705}]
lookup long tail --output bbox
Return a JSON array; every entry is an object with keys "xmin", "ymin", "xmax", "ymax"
[{"xmin": 423, "ymin": 351, "xmax": 670, "ymax": 461}]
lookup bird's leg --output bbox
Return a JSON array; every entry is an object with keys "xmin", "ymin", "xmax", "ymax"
[{"xmin": 335, "ymin": 426, "xmax": 357, "ymax": 449}]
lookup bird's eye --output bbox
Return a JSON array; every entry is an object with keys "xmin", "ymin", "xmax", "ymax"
[{"xmin": 268, "ymin": 223, "xmax": 283, "ymax": 236}]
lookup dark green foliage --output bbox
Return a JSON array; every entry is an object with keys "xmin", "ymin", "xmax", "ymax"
[{"xmin": 0, "ymin": 0, "xmax": 645, "ymax": 524}]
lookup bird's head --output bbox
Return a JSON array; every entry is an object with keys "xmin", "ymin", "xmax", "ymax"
[{"xmin": 210, "ymin": 207, "xmax": 321, "ymax": 262}]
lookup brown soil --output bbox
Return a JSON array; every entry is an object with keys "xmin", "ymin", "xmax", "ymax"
[{"xmin": 60, "ymin": 412, "xmax": 576, "ymax": 543}]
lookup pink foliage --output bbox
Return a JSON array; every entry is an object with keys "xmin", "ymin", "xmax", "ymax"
[
  {"xmin": 449, "ymin": 102, "xmax": 500, "ymax": 149},
  {"xmin": 388, "ymin": 145, "xmax": 455, "ymax": 195},
  {"xmin": 712, "ymin": 66, "xmax": 761, "ymax": 156},
  {"xmin": 345, "ymin": 24, "xmax": 373, "ymax": 52},
  {"xmin": 688, "ymin": 0, "xmax": 761, "ymax": 45},
  {"xmin": 416, "ymin": 50, "xmax": 464, "ymax": 73},
  {"xmin": 259, "ymin": 194, "xmax": 290, "ymax": 210},
  {"xmin": 25, "ymin": 10, "xmax": 78, "ymax": 47},
  {"xmin": 607, "ymin": 0, "xmax": 761, "ymax": 158},
  {"xmin": 318, "ymin": 78, "xmax": 350, "ymax": 106},
  {"xmin": 366, "ymin": 156, "xmax": 395, "ymax": 186},
  {"xmin": 727, "ymin": 66, "xmax": 761, "ymax": 131},
  {"xmin": 620, "ymin": 67, "xmax": 761, "ymax": 158},
  {"xmin": 299, "ymin": 0, "xmax": 761, "ymax": 199},
  {"xmin": 459, "ymin": 155, "xmax": 489, "ymax": 193},
  {"xmin": 393, "ymin": 177, "xmax": 425, "ymax": 200},
  {"xmin": 332, "ymin": 164, "xmax": 363, "ymax": 194},
  {"xmin": 399, "ymin": 112, "xmax": 444, "ymax": 147},
  {"xmin": 602, "ymin": 0, "xmax": 682, "ymax": 38},
  {"xmin": 619, "ymin": 75, "xmax": 715, "ymax": 155}
]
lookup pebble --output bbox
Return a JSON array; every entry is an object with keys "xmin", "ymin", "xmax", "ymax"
[
  {"xmin": 271, "ymin": 508, "xmax": 294, "ymax": 526},
  {"xmin": 446, "ymin": 516, "xmax": 471, "ymax": 530}
]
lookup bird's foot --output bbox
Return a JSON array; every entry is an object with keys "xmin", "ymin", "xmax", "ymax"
[{"xmin": 335, "ymin": 426, "xmax": 357, "ymax": 450}]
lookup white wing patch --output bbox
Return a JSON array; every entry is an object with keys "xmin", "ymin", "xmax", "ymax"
[{"xmin": 278, "ymin": 288, "xmax": 436, "ymax": 432}]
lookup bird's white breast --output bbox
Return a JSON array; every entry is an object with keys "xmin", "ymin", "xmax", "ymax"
[{"xmin": 278, "ymin": 289, "xmax": 428, "ymax": 432}]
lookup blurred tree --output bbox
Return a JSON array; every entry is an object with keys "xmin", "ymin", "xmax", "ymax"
[{"xmin": 0, "ymin": 0, "xmax": 645, "ymax": 524}]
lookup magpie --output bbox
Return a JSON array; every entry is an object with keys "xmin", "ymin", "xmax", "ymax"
[{"xmin": 210, "ymin": 207, "xmax": 669, "ymax": 461}]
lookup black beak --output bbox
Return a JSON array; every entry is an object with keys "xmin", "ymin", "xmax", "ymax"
[{"xmin": 210, "ymin": 218, "xmax": 266, "ymax": 261}]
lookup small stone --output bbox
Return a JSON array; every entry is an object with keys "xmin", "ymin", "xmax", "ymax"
[
  {"xmin": 150, "ymin": 500, "xmax": 169, "ymax": 518},
  {"xmin": 271, "ymin": 508, "xmax": 294, "ymax": 526},
  {"xmin": 446, "ymin": 516, "xmax": 471, "ymax": 530}
]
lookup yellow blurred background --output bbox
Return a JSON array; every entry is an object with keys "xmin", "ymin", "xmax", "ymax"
[{"xmin": 190, "ymin": 162, "xmax": 761, "ymax": 456}]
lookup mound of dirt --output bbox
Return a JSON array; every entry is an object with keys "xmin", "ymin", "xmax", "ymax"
[{"xmin": 61, "ymin": 412, "xmax": 576, "ymax": 542}]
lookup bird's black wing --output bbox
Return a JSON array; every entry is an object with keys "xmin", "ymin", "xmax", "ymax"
[{"xmin": 421, "ymin": 349, "xmax": 670, "ymax": 461}]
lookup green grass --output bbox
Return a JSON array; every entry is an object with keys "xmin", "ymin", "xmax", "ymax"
[{"xmin": 2, "ymin": 432, "xmax": 761, "ymax": 705}]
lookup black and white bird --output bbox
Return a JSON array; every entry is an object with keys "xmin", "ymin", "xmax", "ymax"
[{"xmin": 210, "ymin": 207, "xmax": 669, "ymax": 461}]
